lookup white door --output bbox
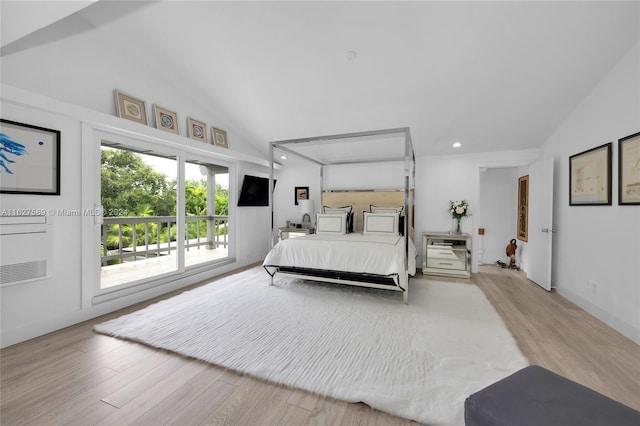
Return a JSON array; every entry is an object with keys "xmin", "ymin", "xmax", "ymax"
[{"xmin": 527, "ymin": 158, "xmax": 554, "ymax": 290}]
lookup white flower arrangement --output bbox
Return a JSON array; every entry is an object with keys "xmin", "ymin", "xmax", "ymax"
[{"xmin": 448, "ymin": 199, "xmax": 470, "ymax": 219}]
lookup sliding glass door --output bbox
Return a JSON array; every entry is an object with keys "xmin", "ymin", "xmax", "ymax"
[{"xmin": 99, "ymin": 145, "xmax": 229, "ymax": 290}]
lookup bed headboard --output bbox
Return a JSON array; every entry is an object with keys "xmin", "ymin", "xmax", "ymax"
[{"xmin": 322, "ymin": 189, "xmax": 414, "ymax": 238}]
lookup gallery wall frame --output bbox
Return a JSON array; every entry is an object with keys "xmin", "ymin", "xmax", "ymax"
[
  {"xmin": 295, "ymin": 186, "xmax": 309, "ymax": 205},
  {"xmin": 187, "ymin": 118, "xmax": 207, "ymax": 143},
  {"xmin": 114, "ymin": 90, "xmax": 148, "ymax": 125},
  {"xmin": 0, "ymin": 119, "xmax": 61, "ymax": 195},
  {"xmin": 569, "ymin": 142, "xmax": 612, "ymax": 206},
  {"xmin": 517, "ymin": 174, "xmax": 528, "ymax": 242},
  {"xmin": 212, "ymin": 127, "xmax": 228, "ymax": 148},
  {"xmin": 153, "ymin": 105, "xmax": 179, "ymax": 134},
  {"xmin": 618, "ymin": 131, "xmax": 640, "ymax": 205}
]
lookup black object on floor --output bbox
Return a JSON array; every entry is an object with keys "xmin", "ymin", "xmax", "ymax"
[{"xmin": 464, "ymin": 365, "xmax": 640, "ymax": 426}]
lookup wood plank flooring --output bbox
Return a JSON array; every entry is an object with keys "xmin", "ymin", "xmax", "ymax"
[{"xmin": 1, "ymin": 264, "xmax": 638, "ymax": 425}]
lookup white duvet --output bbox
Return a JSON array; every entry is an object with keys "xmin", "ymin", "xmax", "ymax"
[{"xmin": 263, "ymin": 233, "xmax": 417, "ymax": 280}]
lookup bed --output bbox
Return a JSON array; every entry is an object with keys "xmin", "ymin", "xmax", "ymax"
[{"xmin": 264, "ymin": 127, "xmax": 416, "ymax": 303}]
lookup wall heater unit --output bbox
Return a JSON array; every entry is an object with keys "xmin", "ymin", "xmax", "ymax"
[{"xmin": 0, "ymin": 215, "xmax": 52, "ymax": 286}]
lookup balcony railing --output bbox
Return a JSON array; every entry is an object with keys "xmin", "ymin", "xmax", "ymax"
[{"xmin": 101, "ymin": 215, "xmax": 228, "ymax": 266}]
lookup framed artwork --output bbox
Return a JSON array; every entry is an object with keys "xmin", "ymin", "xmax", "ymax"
[
  {"xmin": 0, "ymin": 119, "xmax": 61, "ymax": 195},
  {"xmin": 187, "ymin": 118, "xmax": 207, "ymax": 143},
  {"xmin": 569, "ymin": 142, "xmax": 612, "ymax": 206},
  {"xmin": 295, "ymin": 186, "xmax": 309, "ymax": 205},
  {"xmin": 114, "ymin": 90, "xmax": 147, "ymax": 125},
  {"xmin": 153, "ymin": 105, "xmax": 179, "ymax": 134},
  {"xmin": 517, "ymin": 175, "xmax": 529, "ymax": 242},
  {"xmin": 212, "ymin": 127, "xmax": 228, "ymax": 148},
  {"xmin": 618, "ymin": 131, "xmax": 640, "ymax": 205}
]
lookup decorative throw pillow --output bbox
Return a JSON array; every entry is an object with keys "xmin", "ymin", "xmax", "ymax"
[{"xmin": 316, "ymin": 213, "xmax": 348, "ymax": 234}]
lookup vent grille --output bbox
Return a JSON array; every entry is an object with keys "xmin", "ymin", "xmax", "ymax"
[{"xmin": 0, "ymin": 260, "xmax": 47, "ymax": 285}]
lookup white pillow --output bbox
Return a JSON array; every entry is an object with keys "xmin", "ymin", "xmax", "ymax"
[
  {"xmin": 323, "ymin": 205, "xmax": 353, "ymax": 214},
  {"xmin": 316, "ymin": 213, "xmax": 347, "ymax": 234},
  {"xmin": 370, "ymin": 204, "xmax": 404, "ymax": 216},
  {"xmin": 363, "ymin": 212, "xmax": 399, "ymax": 236}
]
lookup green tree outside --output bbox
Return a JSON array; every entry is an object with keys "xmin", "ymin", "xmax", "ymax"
[{"xmin": 101, "ymin": 149, "xmax": 228, "ymax": 257}]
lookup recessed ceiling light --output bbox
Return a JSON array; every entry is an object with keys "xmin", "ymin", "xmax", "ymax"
[
  {"xmin": 452, "ymin": 142, "xmax": 462, "ymax": 148},
  {"xmin": 280, "ymin": 155, "xmax": 287, "ymax": 160},
  {"xmin": 346, "ymin": 51, "xmax": 357, "ymax": 61}
]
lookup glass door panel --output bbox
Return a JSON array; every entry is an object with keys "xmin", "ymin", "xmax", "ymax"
[{"xmin": 100, "ymin": 146, "xmax": 178, "ymax": 289}]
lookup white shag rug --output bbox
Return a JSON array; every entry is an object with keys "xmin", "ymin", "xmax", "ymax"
[{"xmin": 94, "ymin": 267, "xmax": 528, "ymax": 426}]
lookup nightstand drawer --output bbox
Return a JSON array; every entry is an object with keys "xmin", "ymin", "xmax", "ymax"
[
  {"xmin": 426, "ymin": 257, "xmax": 466, "ymax": 270},
  {"xmin": 427, "ymin": 246, "xmax": 459, "ymax": 259}
]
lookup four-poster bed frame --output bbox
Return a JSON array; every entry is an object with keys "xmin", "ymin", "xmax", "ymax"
[{"xmin": 264, "ymin": 127, "xmax": 416, "ymax": 303}]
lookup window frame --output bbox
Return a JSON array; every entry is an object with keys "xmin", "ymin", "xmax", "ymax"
[{"xmin": 81, "ymin": 123, "xmax": 235, "ymax": 307}]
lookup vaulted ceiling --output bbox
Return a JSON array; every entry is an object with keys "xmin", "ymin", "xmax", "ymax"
[{"xmin": 2, "ymin": 1, "xmax": 638, "ymax": 158}]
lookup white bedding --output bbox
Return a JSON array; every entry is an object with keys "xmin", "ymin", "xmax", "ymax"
[{"xmin": 263, "ymin": 233, "xmax": 417, "ymax": 282}]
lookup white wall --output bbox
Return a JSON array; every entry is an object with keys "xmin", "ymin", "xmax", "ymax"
[
  {"xmin": 539, "ymin": 41, "xmax": 640, "ymax": 343},
  {"xmin": 273, "ymin": 163, "xmax": 322, "ymax": 230},
  {"xmin": 416, "ymin": 150, "xmax": 539, "ymax": 270},
  {"xmin": 0, "ymin": 86, "xmax": 271, "ymax": 348},
  {"xmin": 0, "ymin": 11, "xmax": 263, "ymax": 160},
  {"xmin": 236, "ymin": 162, "xmax": 281, "ymax": 259},
  {"xmin": 478, "ymin": 168, "xmax": 519, "ymax": 265}
]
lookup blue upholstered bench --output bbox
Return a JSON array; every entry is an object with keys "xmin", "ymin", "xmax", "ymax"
[{"xmin": 465, "ymin": 365, "xmax": 640, "ymax": 426}]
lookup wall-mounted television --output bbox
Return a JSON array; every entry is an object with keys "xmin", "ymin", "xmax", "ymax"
[{"xmin": 237, "ymin": 175, "xmax": 275, "ymax": 207}]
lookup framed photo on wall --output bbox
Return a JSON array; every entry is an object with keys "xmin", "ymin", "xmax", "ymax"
[
  {"xmin": 569, "ymin": 142, "xmax": 612, "ymax": 206},
  {"xmin": 212, "ymin": 127, "xmax": 228, "ymax": 148},
  {"xmin": 153, "ymin": 105, "xmax": 179, "ymax": 134},
  {"xmin": 0, "ymin": 119, "xmax": 61, "ymax": 195},
  {"xmin": 114, "ymin": 90, "xmax": 148, "ymax": 125},
  {"xmin": 618, "ymin": 131, "xmax": 640, "ymax": 205},
  {"xmin": 295, "ymin": 186, "xmax": 309, "ymax": 205},
  {"xmin": 517, "ymin": 175, "xmax": 529, "ymax": 242},
  {"xmin": 187, "ymin": 118, "xmax": 207, "ymax": 143}
]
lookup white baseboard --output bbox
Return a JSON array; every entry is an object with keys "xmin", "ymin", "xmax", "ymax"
[{"xmin": 556, "ymin": 286, "xmax": 639, "ymax": 345}]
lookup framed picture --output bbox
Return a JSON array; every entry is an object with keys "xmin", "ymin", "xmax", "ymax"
[
  {"xmin": 114, "ymin": 90, "xmax": 147, "ymax": 125},
  {"xmin": 212, "ymin": 127, "xmax": 228, "ymax": 148},
  {"xmin": 295, "ymin": 186, "xmax": 309, "ymax": 205},
  {"xmin": 569, "ymin": 142, "xmax": 612, "ymax": 206},
  {"xmin": 187, "ymin": 118, "xmax": 207, "ymax": 143},
  {"xmin": 0, "ymin": 119, "xmax": 61, "ymax": 195},
  {"xmin": 618, "ymin": 131, "xmax": 640, "ymax": 205},
  {"xmin": 517, "ymin": 175, "xmax": 529, "ymax": 242},
  {"xmin": 153, "ymin": 105, "xmax": 179, "ymax": 134}
]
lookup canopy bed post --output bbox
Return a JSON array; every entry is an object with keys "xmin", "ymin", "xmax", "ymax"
[{"xmin": 269, "ymin": 142, "xmax": 276, "ymax": 249}]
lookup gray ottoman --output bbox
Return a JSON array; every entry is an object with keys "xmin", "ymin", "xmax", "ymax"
[{"xmin": 465, "ymin": 365, "xmax": 640, "ymax": 426}]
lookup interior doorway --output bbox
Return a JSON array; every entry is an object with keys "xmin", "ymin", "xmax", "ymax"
[{"xmin": 478, "ymin": 167, "xmax": 520, "ymax": 267}]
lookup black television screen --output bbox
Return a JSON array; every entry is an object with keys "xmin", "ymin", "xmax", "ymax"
[{"xmin": 237, "ymin": 175, "xmax": 275, "ymax": 206}]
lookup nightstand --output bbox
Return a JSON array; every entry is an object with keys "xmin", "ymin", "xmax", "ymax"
[
  {"xmin": 278, "ymin": 227, "xmax": 314, "ymax": 240},
  {"xmin": 422, "ymin": 231, "xmax": 472, "ymax": 278}
]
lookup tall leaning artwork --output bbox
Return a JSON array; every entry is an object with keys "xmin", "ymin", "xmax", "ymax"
[{"xmin": 517, "ymin": 175, "xmax": 529, "ymax": 242}]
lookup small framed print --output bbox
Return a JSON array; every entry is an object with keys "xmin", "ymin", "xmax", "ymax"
[
  {"xmin": 114, "ymin": 90, "xmax": 147, "ymax": 125},
  {"xmin": 212, "ymin": 127, "xmax": 228, "ymax": 148},
  {"xmin": 569, "ymin": 142, "xmax": 612, "ymax": 206},
  {"xmin": 295, "ymin": 186, "xmax": 309, "ymax": 205},
  {"xmin": 153, "ymin": 105, "xmax": 179, "ymax": 134},
  {"xmin": 618, "ymin": 131, "xmax": 640, "ymax": 205},
  {"xmin": 187, "ymin": 118, "xmax": 207, "ymax": 143}
]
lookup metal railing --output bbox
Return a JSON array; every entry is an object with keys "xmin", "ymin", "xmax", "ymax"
[{"xmin": 101, "ymin": 215, "xmax": 228, "ymax": 266}]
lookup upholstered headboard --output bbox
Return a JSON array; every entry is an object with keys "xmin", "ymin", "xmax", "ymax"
[{"xmin": 322, "ymin": 189, "xmax": 414, "ymax": 238}]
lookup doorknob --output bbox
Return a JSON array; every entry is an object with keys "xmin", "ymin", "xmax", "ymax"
[{"xmin": 541, "ymin": 228, "xmax": 557, "ymax": 233}]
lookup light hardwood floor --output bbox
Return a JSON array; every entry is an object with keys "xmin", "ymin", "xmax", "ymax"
[{"xmin": 1, "ymin": 264, "xmax": 638, "ymax": 425}]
